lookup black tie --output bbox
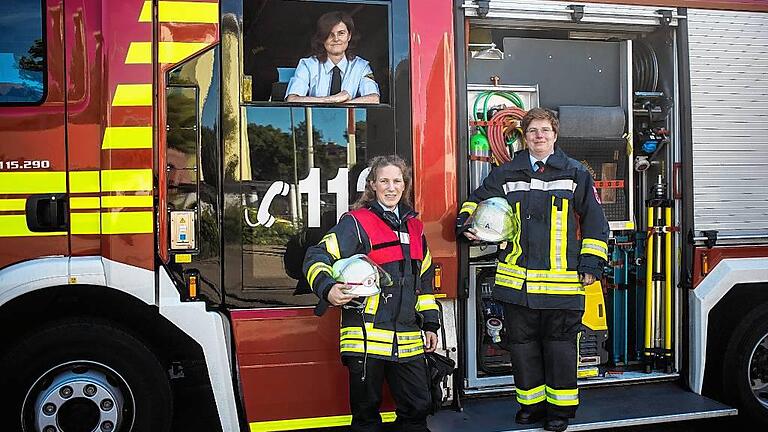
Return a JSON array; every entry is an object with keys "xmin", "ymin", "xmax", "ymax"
[
  {"xmin": 330, "ymin": 66, "xmax": 342, "ymax": 95},
  {"xmin": 535, "ymin": 161, "xmax": 545, "ymax": 173}
]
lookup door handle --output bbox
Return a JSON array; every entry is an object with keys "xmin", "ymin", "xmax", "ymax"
[{"xmin": 26, "ymin": 194, "xmax": 68, "ymax": 232}]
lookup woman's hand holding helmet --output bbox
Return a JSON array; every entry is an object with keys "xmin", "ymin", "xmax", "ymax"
[{"xmin": 328, "ymin": 283, "xmax": 358, "ymax": 306}]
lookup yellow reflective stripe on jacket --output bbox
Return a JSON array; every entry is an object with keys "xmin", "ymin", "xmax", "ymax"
[
  {"xmin": 341, "ymin": 327, "xmax": 394, "ymax": 344},
  {"xmin": 398, "ymin": 343, "xmax": 424, "ymax": 358},
  {"xmin": 307, "ymin": 262, "xmax": 332, "ymax": 287},
  {"xmin": 526, "ymin": 282, "xmax": 585, "ymax": 295},
  {"xmin": 525, "ymin": 269, "xmax": 580, "ymax": 283},
  {"xmin": 505, "ymin": 201, "xmax": 523, "ymax": 265},
  {"xmin": 495, "ymin": 274, "xmax": 524, "ymax": 290},
  {"xmin": 320, "ymin": 233, "xmax": 340, "ymax": 260},
  {"xmin": 396, "ymin": 331, "xmax": 422, "ymax": 344},
  {"xmin": 420, "ymin": 248, "xmax": 432, "ymax": 276},
  {"xmin": 0, "ymin": 172, "xmax": 66, "ymax": 194},
  {"xmin": 340, "ymin": 341, "xmax": 392, "ymax": 356},
  {"xmin": 581, "ymin": 238, "xmax": 608, "ymax": 261},
  {"xmin": 459, "ymin": 201, "xmax": 478, "ymax": 215},
  {"xmin": 497, "ymin": 262, "xmax": 526, "ymax": 278},
  {"xmin": 550, "ymin": 196, "xmax": 568, "ymax": 270},
  {"xmin": 546, "ymin": 387, "xmax": 579, "ymax": 406},
  {"xmin": 516, "ymin": 384, "xmax": 546, "ymax": 405},
  {"xmin": 416, "ymin": 294, "xmax": 438, "ymax": 312},
  {"xmin": 364, "ymin": 294, "xmax": 380, "ymax": 315}
]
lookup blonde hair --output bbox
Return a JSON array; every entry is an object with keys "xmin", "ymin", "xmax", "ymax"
[{"xmin": 351, "ymin": 155, "xmax": 413, "ymax": 209}]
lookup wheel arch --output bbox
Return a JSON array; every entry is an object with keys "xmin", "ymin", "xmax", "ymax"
[
  {"xmin": 703, "ymin": 283, "xmax": 768, "ymax": 400},
  {"xmin": 689, "ymin": 257, "xmax": 768, "ymax": 394},
  {"xmin": 0, "ymin": 279, "xmax": 225, "ymax": 431}
]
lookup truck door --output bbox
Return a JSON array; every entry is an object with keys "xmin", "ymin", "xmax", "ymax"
[
  {"xmin": 0, "ymin": 0, "xmax": 68, "ymax": 267},
  {"xmin": 221, "ymin": 0, "xmax": 411, "ymax": 428}
]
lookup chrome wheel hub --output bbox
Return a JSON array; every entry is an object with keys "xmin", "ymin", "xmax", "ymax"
[{"xmin": 24, "ymin": 361, "xmax": 131, "ymax": 432}]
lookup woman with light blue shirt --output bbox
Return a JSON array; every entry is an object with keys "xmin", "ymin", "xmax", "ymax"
[{"xmin": 285, "ymin": 11, "xmax": 380, "ymax": 104}]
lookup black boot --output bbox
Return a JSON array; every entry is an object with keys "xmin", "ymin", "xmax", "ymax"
[
  {"xmin": 515, "ymin": 408, "xmax": 545, "ymax": 425},
  {"xmin": 544, "ymin": 417, "xmax": 569, "ymax": 432}
]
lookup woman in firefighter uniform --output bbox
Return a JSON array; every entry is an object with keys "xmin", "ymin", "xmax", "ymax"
[
  {"xmin": 303, "ymin": 155, "xmax": 440, "ymax": 432},
  {"xmin": 457, "ymin": 108, "xmax": 609, "ymax": 432}
]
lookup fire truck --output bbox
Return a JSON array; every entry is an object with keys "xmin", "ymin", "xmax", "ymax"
[{"xmin": 1, "ymin": 0, "xmax": 768, "ymax": 431}]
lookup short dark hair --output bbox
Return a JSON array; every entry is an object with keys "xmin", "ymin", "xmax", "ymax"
[
  {"xmin": 311, "ymin": 11, "xmax": 359, "ymax": 63},
  {"xmin": 521, "ymin": 107, "xmax": 560, "ymax": 136}
]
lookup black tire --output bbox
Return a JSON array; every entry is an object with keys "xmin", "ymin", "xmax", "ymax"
[
  {"xmin": 0, "ymin": 318, "xmax": 172, "ymax": 432},
  {"xmin": 722, "ymin": 306, "xmax": 768, "ymax": 426}
]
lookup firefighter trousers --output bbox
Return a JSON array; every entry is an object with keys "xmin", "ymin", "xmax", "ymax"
[
  {"xmin": 344, "ymin": 356, "xmax": 431, "ymax": 432},
  {"xmin": 502, "ymin": 302, "xmax": 583, "ymax": 419}
]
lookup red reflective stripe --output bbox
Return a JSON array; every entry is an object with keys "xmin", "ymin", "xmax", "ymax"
[{"xmin": 349, "ymin": 208, "xmax": 424, "ymax": 265}]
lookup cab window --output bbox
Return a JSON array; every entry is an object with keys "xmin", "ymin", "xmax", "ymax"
[
  {"xmin": 0, "ymin": 0, "xmax": 45, "ymax": 104},
  {"xmin": 243, "ymin": 0, "xmax": 390, "ymax": 104}
]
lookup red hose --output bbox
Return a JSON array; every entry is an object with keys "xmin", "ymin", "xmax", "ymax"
[{"xmin": 487, "ymin": 107, "xmax": 526, "ymax": 164}]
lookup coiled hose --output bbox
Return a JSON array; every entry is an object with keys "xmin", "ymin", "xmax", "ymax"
[{"xmin": 472, "ymin": 91, "xmax": 526, "ymax": 164}]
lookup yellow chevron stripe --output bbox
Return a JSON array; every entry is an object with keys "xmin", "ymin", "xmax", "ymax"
[
  {"xmin": 101, "ymin": 169, "xmax": 153, "ymax": 192},
  {"xmin": 112, "ymin": 84, "xmax": 153, "ymax": 106},
  {"xmin": 139, "ymin": 0, "xmax": 151, "ymax": 22},
  {"xmin": 70, "ymin": 197, "xmax": 101, "ymax": 210},
  {"xmin": 102, "ymin": 126, "xmax": 153, "ymax": 149},
  {"xmin": 0, "ymin": 215, "xmax": 66, "ymax": 237},
  {"xmin": 0, "ymin": 172, "xmax": 66, "ymax": 194},
  {"xmin": 0, "ymin": 198, "xmax": 26, "ymax": 211},
  {"xmin": 70, "ymin": 212, "xmax": 101, "ymax": 235},
  {"xmin": 102, "ymin": 195, "xmax": 153, "ymax": 208},
  {"xmin": 139, "ymin": 1, "xmax": 218, "ymax": 24},
  {"xmin": 101, "ymin": 211, "xmax": 153, "ymax": 234},
  {"xmin": 126, "ymin": 41, "xmax": 210, "ymax": 64}
]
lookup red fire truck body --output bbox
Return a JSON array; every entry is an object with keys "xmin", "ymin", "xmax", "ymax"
[{"xmin": 1, "ymin": 1, "xmax": 768, "ymax": 431}]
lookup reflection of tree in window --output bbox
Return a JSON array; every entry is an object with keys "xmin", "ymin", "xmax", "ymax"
[{"xmin": 19, "ymin": 38, "xmax": 44, "ymax": 79}]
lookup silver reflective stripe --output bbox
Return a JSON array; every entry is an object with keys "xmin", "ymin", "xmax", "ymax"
[
  {"xmin": 497, "ymin": 263, "xmax": 526, "ymax": 278},
  {"xmin": 525, "ymin": 271, "xmax": 579, "ymax": 282},
  {"xmin": 503, "ymin": 179, "xmax": 577, "ymax": 193},
  {"xmin": 527, "ymin": 283, "xmax": 584, "ymax": 294},
  {"xmin": 495, "ymin": 274, "xmax": 524, "ymax": 289}
]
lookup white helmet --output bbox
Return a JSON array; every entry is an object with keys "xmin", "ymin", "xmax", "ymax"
[
  {"xmin": 332, "ymin": 254, "xmax": 392, "ymax": 297},
  {"xmin": 470, "ymin": 197, "xmax": 518, "ymax": 242}
]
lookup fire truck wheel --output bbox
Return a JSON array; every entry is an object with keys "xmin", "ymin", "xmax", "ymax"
[
  {"xmin": 0, "ymin": 318, "xmax": 172, "ymax": 432},
  {"xmin": 723, "ymin": 306, "xmax": 768, "ymax": 426}
]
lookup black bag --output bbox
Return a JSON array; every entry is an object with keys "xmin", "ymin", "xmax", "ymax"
[{"xmin": 425, "ymin": 352, "xmax": 456, "ymax": 414}]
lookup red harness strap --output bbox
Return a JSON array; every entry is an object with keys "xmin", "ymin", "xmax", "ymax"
[{"xmin": 348, "ymin": 208, "xmax": 424, "ymax": 266}]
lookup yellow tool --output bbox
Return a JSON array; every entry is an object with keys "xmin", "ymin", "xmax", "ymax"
[{"xmin": 643, "ymin": 176, "xmax": 674, "ymax": 372}]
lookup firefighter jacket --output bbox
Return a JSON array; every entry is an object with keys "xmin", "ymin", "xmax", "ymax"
[
  {"xmin": 303, "ymin": 202, "xmax": 440, "ymax": 362},
  {"xmin": 457, "ymin": 148, "xmax": 609, "ymax": 310}
]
